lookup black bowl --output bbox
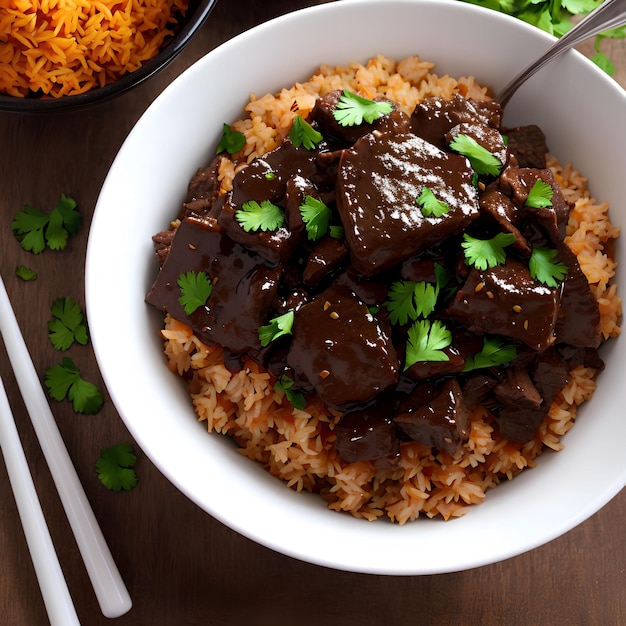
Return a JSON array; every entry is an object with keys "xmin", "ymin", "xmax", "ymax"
[{"xmin": 0, "ymin": 0, "xmax": 219, "ymax": 113}]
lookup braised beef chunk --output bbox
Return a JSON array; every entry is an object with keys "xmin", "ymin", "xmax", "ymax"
[
  {"xmin": 180, "ymin": 155, "xmax": 228, "ymax": 220},
  {"xmin": 287, "ymin": 282, "xmax": 399, "ymax": 408},
  {"xmin": 303, "ymin": 236, "xmax": 349, "ymax": 286},
  {"xmin": 554, "ymin": 242, "xmax": 602, "ymax": 348},
  {"xmin": 146, "ymin": 217, "xmax": 281, "ymax": 353},
  {"xmin": 337, "ymin": 132, "xmax": 479, "ymax": 275},
  {"xmin": 394, "ymin": 379, "xmax": 470, "ymax": 455},
  {"xmin": 403, "ymin": 344, "xmax": 466, "ymax": 380},
  {"xmin": 443, "ymin": 258, "xmax": 560, "ymax": 351},
  {"xmin": 335, "ymin": 403, "xmax": 399, "ymax": 463},
  {"xmin": 503, "ymin": 124, "xmax": 548, "ymax": 169},
  {"xmin": 411, "ymin": 94, "xmax": 502, "ymax": 148},
  {"xmin": 530, "ymin": 348, "xmax": 571, "ymax": 407},
  {"xmin": 492, "ymin": 366, "xmax": 544, "ymax": 442},
  {"xmin": 311, "ymin": 90, "xmax": 411, "ymax": 145}
]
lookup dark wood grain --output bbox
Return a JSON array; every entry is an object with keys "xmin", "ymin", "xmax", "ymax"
[{"xmin": 1, "ymin": 2, "xmax": 624, "ymax": 624}]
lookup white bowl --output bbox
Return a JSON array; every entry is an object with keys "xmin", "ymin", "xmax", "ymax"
[{"xmin": 86, "ymin": 0, "xmax": 626, "ymax": 574}]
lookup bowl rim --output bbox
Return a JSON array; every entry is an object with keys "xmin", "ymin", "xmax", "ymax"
[
  {"xmin": 86, "ymin": 0, "xmax": 626, "ymax": 575},
  {"xmin": 0, "ymin": 0, "xmax": 219, "ymax": 113}
]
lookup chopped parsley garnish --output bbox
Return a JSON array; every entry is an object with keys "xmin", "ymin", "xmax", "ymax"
[
  {"xmin": 44, "ymin": 357, "xmax": 104, "ymax": 415},
  {"xmin": 12, "ymin": 194, "xmax": 81, "ymax": 254},
  {"xmin": 449, "ymin": 134, "xmax": 502, "ymax": 177},
  {"xmin": 15, "ymin": 265, "xmax": 37, "ymax": 281},
  {"xmin": 95, "ymin": 443, "xmax": 138, "ymax": 492},
  {"xmin": 299, "ymin": 195, "xmax": 332, "ymax": 241},
  {"xmin": 416, "ymin": 187, "xmax": 450, "ymax": 218},
  {"xmin": 216, "ymin": 123, "xmax": 246, "ymax": 154},
  {"xmin": 463, "ymin": 336, "xmax": 517, "ymax": 372},
  {"xmin": 404, "ymin": 319, "xmax": 452, "ymax": 369},
  {"xmin": 462, "ymin": 232, "xmax": 517, "ymax": 270},
  {"xmin": 259, "ymin": 311, "xmax": 295, "ymax": 347},
  {"xmin": 177, "ymin": 271, "xmax": 213, "ymax": 315},
  {"xmin": 525, "ymin": 179, "xmax": 554, "ymax": 208},
  {"xmin": 529, "ymin": 247, "xmax": 569, "ymax": 287},
  {"xmin": 48, "ymin": 297, "xmax": 89, "ymax": 351},
  {"xmin": 289, "ymin": 115, "xmax": 323, "ymax": 149},
  {"xmin": 235, "ymin": 199, "xmax": 285, "ymax": 233},
  {"xmin": 274, "ymin": 374, "xmax": 307, "ymax": 410},
  {"xmin": 333, "ymin": 90, "xmax": 393, "ymax": 127},
  {"xmin": 329, "ymin": 224, "xmax": 345, "ymax": 240}
]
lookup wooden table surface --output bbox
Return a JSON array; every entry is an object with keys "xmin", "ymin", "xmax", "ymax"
[{"xmin": 1, "ymin": 1, "xmax": 625, "ymax": 624}]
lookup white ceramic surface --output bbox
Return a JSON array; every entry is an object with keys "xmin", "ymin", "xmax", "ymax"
[{"xmin": 86, "ymin": 0, "xmax": 626, "ymax": 575}]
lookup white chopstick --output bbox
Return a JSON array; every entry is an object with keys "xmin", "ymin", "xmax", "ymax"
[
  {"xmin": 0, "ymin": 375, "xmax": 80, "ymax": 626},
  {"xmin": 0, "ymin": 275, "xmax": 132, "ymax": 619}
]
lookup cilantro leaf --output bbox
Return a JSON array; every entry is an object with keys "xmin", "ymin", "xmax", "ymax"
[
  {"xmin": 525, "ymin": 179, "xmax": 554, "ymax": 208},
  {"xmin": 333, "ymin": 90, "xmax": 393, "ymax": 127},
  {"xmin": 413, "ymin": 281, "xmax": 438, "ymax": 319},
  {"xmin": 289, "ymin": 115, "xmax": 323, "ymax": 150},
  {"xmin": 529, "ymin": 247, "xmax": 569, "ymax": 287},
  {"xmin": 299, "ymin": 195, "xmax": 332, "ymax": 241},
  {"xmin": 404, "ymin": 320, "xmax": 452, "ymax": 369},
  {"xmin": 416, "ymin": 187, "xmax": 450, "ymax": 218},
  {"xmin": 96, "ymin": 443, "xmax": 138, "ymax": 492},
  {"xmin": 235, "ymin": 200, "xmax": 284, "ymax": 233},
  {"xmin": 177, "ymin": 271, "xmax": 213, "ymax": 315},
  {"xmin": 259, "ymin": 311, "xmax": 294, "ymax": 347},
  {"xmin": 449, "ymin": 134, "xmax": 503, "ymax": 176},
  {"xmin": 463, "ymin": 336, "xmax": 517, "ymax": 371},
  {"xmin": 44, "ymin": 357, "xmax": 104, "ymax": 414},
  {"xmin": 15, "ymin": 265, "xmax": 37, "ymax": 281},
  {"xmin": 274, "ymin": 374, "xmax": 307, "ymax": 410},
  {"xmin": 48, "ymin": 297, "xmax": 89, "ymax": 351},
  {"xmin": 462, "ymin": 232, "xmax": 517, "ymax": 270},
  {"xmin": 11, "ymin": 195, "xmax": 81, "ymax": 254},
  {"xmin": 386, "ymin": 280, "xmax": 438, "ymax": 325},
  {"xmin": 216, "ymin": 123, "xmax": 246, "ymax": 154},
  {"xmin": 329, "ymin": 224, "xmax": 345, "ymax": 240}
]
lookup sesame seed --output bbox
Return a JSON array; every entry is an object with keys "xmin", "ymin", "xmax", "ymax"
[
  {"xmin": 474, "ymin": 282, "xmax": 485, "ymax": 293},
  {"xmin": 523, "ymin": 319, "xmax": 529, "ymax": 330},
  {"xmin": 512, "ymin": 304, "xmax": 522, "ymax": 313},
  {"xmin": 323, "ymin": 301, "xmax": 331, "ymax": 311},
  {"xmin": 329, "ymin": 311, "xmax": 339, "ymax": 319},
  {"xmin": 486, "ymin": 290, "xmax": 495, "ymax": 299},
  {"xmin": 319, "ymin": 369, "xmax": 330, "ymax": 379},
  {"xmin": 188, "ymin": 243, "xmax": 196, "ymax": 250}
]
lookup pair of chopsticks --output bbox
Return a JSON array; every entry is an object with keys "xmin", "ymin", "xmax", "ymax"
[{"xmin": 0, "ymin": 275, "xmax": 132, "ymax": 625}]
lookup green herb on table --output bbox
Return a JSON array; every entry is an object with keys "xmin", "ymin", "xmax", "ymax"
[
  {"xmin": 299, "ymin": 195, "xmax": 332, "ymax": 241},
  {"xmin": 48, "ymin": 296, "xmax": 89, "ymax": 351},
  {"xmin": 416, "ymin": 187, "xmax": 450, "ymax": 218},
  {"xmin": 333, "ymin": 90, "xmax": 393, "ymax": 127},
  {"xmin": 525, "ymin": 179, "xmax": 554, "ymax": 208},
  {"xmin": 216, "ymin": 123, "xmax": 246, "ymax": 154},
  {"xmin": 96, "ymin": 443, "xmax": 138, "ymax": 492},
  {"xmin": 235, "ymin": 200, "xmax": 285, "ymax": 233},
  {"xmin": 44, "ymin": 357, "xmax": 104, "ymax": 415},
  {"xmin": 259, "ymin": 311, "xmax": 295, "ymax": 347},
  {"xmin": 449, "ymin": 134, "xmax": 502, "ymax": 176},
  {"xmin": 11, "ymin": 194, "xmax": 81, "ymax": 254},
  {"xmin": 404, "ymin": 319, "xmax": 452, "ymax": 369},
  {"xmin": 462, "ymin": 232, "xmax": 517, "ymax": 270},
  {"xmin": 529, "ymin": 247, "xmax": 569, "ymax": 286},
  {"xmin": 463, "ymin": 336, "xmax": 517, "ymax": 371},
  {"xmin": 177, "ymin": 271, "xmax": 213, "ymax": 315},
  {"xmin": 15, "ymin": 265, "xmax": 37, "ymax": 281},
  {"xmin": 274, "ymin": 374, "xmax": 307, "ymax": 410},
  {"xmin": 289, "ymin": 115, "xmax": 323, "ymax": 149}
]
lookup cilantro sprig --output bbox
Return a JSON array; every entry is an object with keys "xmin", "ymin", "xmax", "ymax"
[
  {"xmin": 44, "ymin": 357, "xmax": 104, "ymax": 415},
  {"xmin": 333, "ymin": 90, "xmax": 393, "ymax": 127},
  {"xmin": 529, "ymin": 247, "xmax": 569, "ymax": 287},
  {"xmin": 417, "ymin": 187, "xmax": 450, "ymax": 218},
  {"xmin": 177, "ymin": 271, "xmax": 213, "ymax": 315},
  {"xmin": 235, "ymin": 200, "xmax": 285, "ymax": 233},
  {"xmin": 96, "ymin": 443, "xmax": 138, "ymax": 492},
  {"xmin": 259, "ymin": 311, "xmax": 295, "ymax": 347},
  {"xmin": 462, "ymin": 232, "xmax": 517, "ymax": 270},
  {"xmin": 289, "ymin": 115, "xmax": 323, "ymax": 150},
  {"xmin": 274, "ymin": 374, "xmax": 307, "ymax": 410},
  {"xmin": 463, "ymin": 336, "xmax": 517, "ymax": 372},
  {"xmin": 48, "ymin": 297, "xmax": 89, "ymax": 351},
  {"xmin": 12, "ymin": 194, "xmax": 81, "ymax": 254},
  {"xmin": 449, "ymin": 134, "xmax": 502, "ymax": 177},
  {"xmin": 404, "ymin": 319, "xmax": 452, "ymax": 369},
  {"xmin": 299, "ymin": 195, "xmax": 332, "ymax": 241},
  {"xmin": 525, "ymin": 179, "xmax": 554, "ymax": 208},
  {"xmin": 216, "ymin": 124, "xmax": 246, "ymax": 154},
  {"xmin": 385, "ymin": 280, "xmax": 438, "ymax": 326}
]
